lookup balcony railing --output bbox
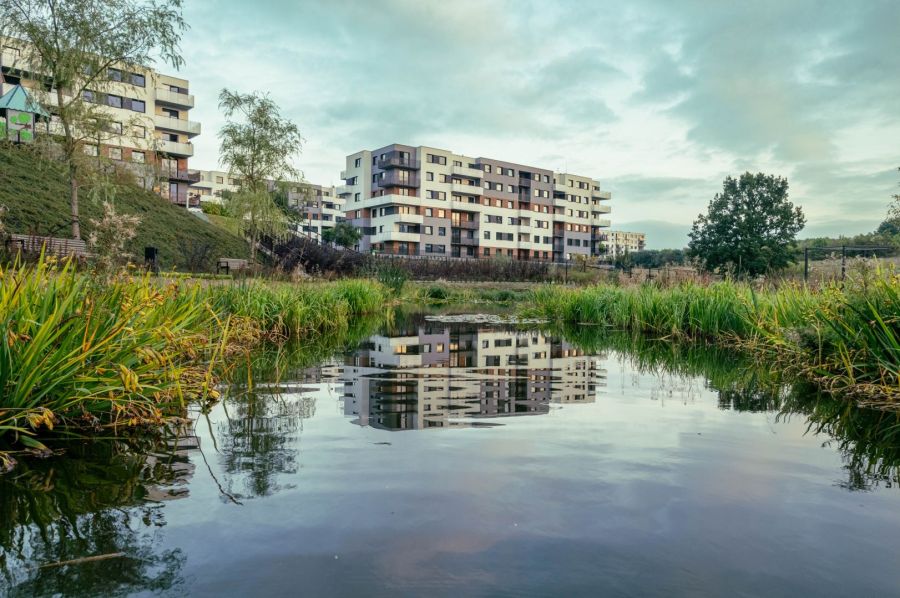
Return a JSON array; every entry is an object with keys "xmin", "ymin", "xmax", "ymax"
[
  {"xmin": 451, "ymin": 220, "xmax": 479, "ymax": 230},
  {"xmin": 592, "ymin": 189, "xmax": 612, "ymax": 200},
  {"xmin": 161, "ymin": 168, "xmax": 201, "ymax": 183},
  {"xmin": 377, "ymin": 156, "xmax": 420, "ymax": 170},
  {"xmin": 155, "ymin": 87, "xmax": 195, "ymax": 108},
  {"xmin": 153, "ymin": 114, "xmax": 201, "ymax": 136},
  {"xmin": 157, "ymin": 139, "xmax": 194, "ymax": 156},
  {"xmin": 451, "ymin": 235, "xmax": 478, "ymax": 246},
  {"xmin": 376, "ymin": 173, "xmax": 419, "ymax": 188}
]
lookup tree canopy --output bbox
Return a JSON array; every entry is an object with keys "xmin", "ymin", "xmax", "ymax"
[
  {"xmin": 218, "ymin": 89, "xmax": 304, "ymax": 193},
  {"xmin": 688, "ymin": 172, "xmax": 805, "ymax": 276},
  {"xmin": 321, "ymin": 222, "xmax": 361, "ymax": 248}
]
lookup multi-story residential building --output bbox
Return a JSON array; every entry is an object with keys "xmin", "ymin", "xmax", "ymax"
[
  {"xmin": 1, "ymin": 41, "xmax": 200, "ymax": 206},
  {"xmin": 338, "ymin": 144, "xmax": 612, "ymax": 261},
  {"xmin": 189, "ymin": 169, "xmax": 241, "ymax": 202},
  {"xmin": 601, "ymin": 230, "xmax": 646, "ymax": 258},
  {"xmin": 189, "ymin": 170, "xmax": 344, "ymax": 241},
  {"xmin": 338, "ymin": 322, "xmax": 605, "ymax": 431}
]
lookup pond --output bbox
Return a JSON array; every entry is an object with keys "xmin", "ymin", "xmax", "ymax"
[{"xmin": 2, "ymin": 313, "xmax": 900, "ymax": 596}]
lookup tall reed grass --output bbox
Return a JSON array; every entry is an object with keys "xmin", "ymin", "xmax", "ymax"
[
  {"xmin": 525, "ymin": 270, "xmax": 899, "ymax": 403},
  {"xmin": 0, "ymin": 257, "xmax": 389, "ymax": 460}
]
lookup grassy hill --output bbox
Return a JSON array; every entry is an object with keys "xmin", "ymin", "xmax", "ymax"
[{"xmin": 0, "ymin": 143, "xmax": 249, "ymax": 270}]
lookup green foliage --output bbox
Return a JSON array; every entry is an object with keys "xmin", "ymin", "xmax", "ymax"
[
  {"xmin": 524, "ymin": 268, "xmax": 899, "ymax": 401},
  {"xmin": 0, "ymin": 144, "xmax": 249, "ymax": 268},
  {"xmin": 375, "ymin": 264, "xmax": 409, "ymax": 296},
  {"xmin": 225, "ymin": 190, "xmax": 289, "ymax": 260},
  {"xmin": 217, "ymin": 89, "xmax": 304, "ymax": 193},
  {"xmin": 200, "ymin": 201, "xmax": 228, "ymax": 216},
  {"xmin": 322, "ymin": 222, "xmax": 362, "ymax": 248},
  {"xmin": 688, "ymin": 172, "xmax": 806, "ymax": 276},
  {"xmin": 625, "ymin": 249, "xmax": 688, "ymax": 268}
]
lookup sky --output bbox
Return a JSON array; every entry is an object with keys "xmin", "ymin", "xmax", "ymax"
[{"xmin": 172, "ymin": 0, "xmax": 900, "ymax": 249}]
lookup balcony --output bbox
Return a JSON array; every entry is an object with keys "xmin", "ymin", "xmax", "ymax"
[
  {"xmin": 595, "ymin": 218, "xmax": 611, "ymax": 228},
  {"xmin": 161, "ymin": 168, "xmax": 201, "ymax": 183},
  {"xmin": 376, "ymin": 173, "xmax": 419, "ymax": 188},
  {"xmin": 155, "ymin": 87, "xmax": 195, "ymax": 108},
  {"xmin": 450, "ymin": 183, "xmax": 483, "ymax": 196},
  {"xmin": 451, "ymin": 235, "xmax": 478, "ymax": 246},
  {"xmin": 593, "ymin": 189, "xmax": 612, "ymax": 200},
  {"xmin": 153, "ymin": 114, "xmax": 201, "ymax": 137},
  {"xmin": 450, "ymin": 164, "xmax": 482, "ymax": 179},
  {"xmin": 157, "ymin": 139, "xmax": 194, "ymax": 156},
  {"xmin": 593, "ymin": 205, "xmax": 612, "ymax": 214},
  {"xmin": 377, "ymin": 156, "xmax": 420, "ymax": 170},
  {"xmin": 451, "ymin": 220, "xmax": 479, "ymax": 230}
]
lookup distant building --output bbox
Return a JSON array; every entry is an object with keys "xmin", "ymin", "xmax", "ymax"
[
  {"xmin": 1, "ymin": 41, "xmax": 200, "ymax": 207},
  {"xmin": 189, "ymin": 171, "xmax": 344, "ymax": 241},
  {"xmin": 338, "ymin": 143, "xmax": 612, "ymax": 261},
  {"xmin": 601, "ymin": 230, "xmax": 646, "ymax": 258}
]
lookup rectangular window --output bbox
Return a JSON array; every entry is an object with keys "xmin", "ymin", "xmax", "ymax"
[
  {"xmin": 133, "ymin": 124, "xmax": 145, "ymax": 138},
  {"xmin": 427, "ymin": 172, "xmax": 434, "ymax": 181},
  {"xmin": 83, "ymin": 144, "xmax": 98, "ymax": 157},
  {"xmin": 438, "ymin": 227, "xmax": 446, "ymax": 236},
  {"xmin": 108, "ymin": 146, "xmax": 122, "ymax": 160},
  {"xmin": 107, "ymin": 94, "xmax": 122, "ymax": 108},
  {"xmin": 108, "ymin": 68, "xmax": 122, "ymax": 82},
  {"xmin": 484, "ymin": 231, "xmax": 490, "ymax": 239},
  {"xmin": 425, "ymin": 226, "xmax": 433, "ymax": 235},
  {"xmin": 131, "ymin": 99, "xmax": 145, "ymax": 113},
  {"xmin": 354, "ymin": 157, "xmax": 361, "ymax": 167},
  {"xmin": 132, "ymin": 150, "xmax": 145, "ymax": 163},
  {"xmin": 425, "ymin": 208, "xmax": 433, "ymax": 217},
  {"xmin": 354, "ymin": 192, "xmax": 361, "ymax": 201},
  {"xmin": 109, "ymin": 121, "xmax": 123, "ymax": 135},
  {"xmin": 427, "ymin": 154, "xmax": 446, "ymax": 165},
  {"xmin": 484, "ymin": 164, "xmax": 492, "ymax": 173},
  {"xmin": 131, "ymin": 72, "xmax": 145, "ymax": 87}
]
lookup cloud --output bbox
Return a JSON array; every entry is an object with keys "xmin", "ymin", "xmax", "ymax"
[{"xmin": 173, "ymin": 0, "xmax": 898, "ymax": 248}]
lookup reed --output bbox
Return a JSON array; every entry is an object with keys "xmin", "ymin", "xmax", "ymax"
[
  {"xmin": 0, "ymin": 257, "xmax": 390, "ymax": 458},
  {"xmin": 525, "ymin": 271, "xmax": 899, "ymax": 402}
]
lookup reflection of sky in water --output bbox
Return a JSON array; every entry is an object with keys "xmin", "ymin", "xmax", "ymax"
[{"xmin": 3, "ymin": 325, "xmax": 900, "ymax": 597}]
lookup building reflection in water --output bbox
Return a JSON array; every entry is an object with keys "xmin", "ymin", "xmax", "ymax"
[{"xmin": 334, "ymin": 322, "xmax": 607, "ymax": 430}]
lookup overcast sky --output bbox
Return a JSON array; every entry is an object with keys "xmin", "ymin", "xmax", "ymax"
[{"xmin": 175, "ymin": 0, "xmax": 899, "ymax": 248}]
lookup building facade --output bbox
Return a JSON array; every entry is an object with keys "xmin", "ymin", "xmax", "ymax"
[
  {"xmin": 1, "ymin": 42, "xmax": 200, "ymax": 206},
  {"xmin": 601, "ymin": 230, "xmax": 646, "ymax": 258},
  {"xmin": 338, "ymin": 144, "xmax": 611, "ymax": 261}
]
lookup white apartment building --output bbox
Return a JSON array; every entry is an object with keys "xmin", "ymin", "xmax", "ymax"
[
  {"xmin": 601, "ymin": 230, "xmax": 647, "ymax": 258},
  {"xmin": 1, "ymin": 41, "xmax": 200, "ymax": 206},
  {"xmin": 339, "ymin": 143, "xmax": 612, "ymax": 261}
]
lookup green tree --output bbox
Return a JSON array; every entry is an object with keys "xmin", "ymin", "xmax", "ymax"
[
  {"xmin": 876, "ymin": 167, "xmax": 900, "ymax": 236},
  {"xmin": 688, "ymin": 172, "xmax": 805, "ymax": 276},
  {"xmin": 217, "ymin": 89, "xmax": 303, "ymax": 259},
  {"xmin": 0, "ymin": 0, "xmax": 187, "ymax": 239},
  {"xmin": 321, "ymin": 222, "xmax": 361, "ymax": 248}
]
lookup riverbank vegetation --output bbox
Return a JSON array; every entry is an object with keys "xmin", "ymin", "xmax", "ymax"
[
  {"xmin": 524, "ymin": 268, "xmax": 899, "ymax": 405},
  {"xmin": 0, "ymin": 257, "xmax": 387, "ymax": 464}
]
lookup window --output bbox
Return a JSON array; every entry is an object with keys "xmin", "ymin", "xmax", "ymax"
[
  {"xmin": 83, "ymin": 144, "xmax": 98, "ymax": 157},
  {"xmin": 354, "ymin": 192, "xmax": 361, "ymax": 201},
  {"xmin": 108, "ymin": 146, "xmax": 122, "ymax": 160},
  {"xmin": 109, "ymin": 121, "xmax": 123, "ymax": 135},
  {"xmin": 108, "ymin": 68, "xmax": 122, "ymax": 81},
  {"xmin": 484, "ymin": 164, "xmax": 492, "ymax": 173},
  {"xmin": 347, "ymin": 176, "xmax": 358, "ymax": 185},
  {"xmin": 132, "ymin": 150, "xmax": 145, "ymax": 163},
  {"xmin": 133, "ymin": 124, "xmax": 145, "ymax": 138},
  {"xmin": 483, "ymin": 247, "xmax": 491, "ymax": 256},
  {"xmin": 438, "ymin": 227, "xmax": 446, "ymax": 236},
  {"xmin": 453, "ymin": 160, "xmax": 462, "ymax": 167},
  {"xmin": 427, "ymin": 190, "xmax": 446, "ymax": 200},
  {"xmin": 354, "ymin": 157, "xmax": 361, "ymax": 167},
  {"xmin": 506, "ymin": 168, "xmax": 514, "ymax": 176},
  {"xmin": 484, "ymin": 231, "xmax": 491, "ymax": 239},
  {"xmin": 437, "ymin": 209, "xmax": 446, "ymax": 218},
  {"xmin": 425, "ymin": 208, "xmax": 433, "ymax": 217},
  {"xmin": 215, "ymin": 176, "xmax": 224, "ymax": 184},
  {"xmin": 131, "ymin": 72, "xmax": 145, "ymax": 87},
  {"xmin": 427, "ymin": 154, "xmax": 446, "ymax": 165},
  {"xmin": 507, "ymin": 184, "xmax": 514, "ymax": 193},
  {"xmin": 131, "ymin": 99, "xmax": 145, "ymax": 113},
  {"xmin": 106, "ymin": 94, "xmax": 122, "ymax": 108},
  {"xmin": 425, "ymin": 226, "xmax": 433, "ymax": 235},
  {"xmin": 426, "ymin": 172, "xmax": 434, "ymax": 181}
]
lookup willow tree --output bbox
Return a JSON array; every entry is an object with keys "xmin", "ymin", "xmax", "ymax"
[
  {"xmin": 0, "ymin": 0, "xmax": 187, "ymax": 239},
  {"xmin": 218, "ymin": 89, "xmax": 304, "ymax": 259}
]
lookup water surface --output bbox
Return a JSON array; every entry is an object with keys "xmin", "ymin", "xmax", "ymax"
[{"xmin": 2, "ymin": 315, "xmax": 899, "ymax": 597}]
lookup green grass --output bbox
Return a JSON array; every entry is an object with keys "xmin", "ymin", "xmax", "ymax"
[
  {"xmin": 0, "ymin": 143, "xmax": 249, "ymax": 269},
  {"xmin": 524, "ymin": 271, "xmax": 900, "ymax": 403},
  {"xmin": 0, "ymin": 256, "xmax": 390, "ymax": 460}
]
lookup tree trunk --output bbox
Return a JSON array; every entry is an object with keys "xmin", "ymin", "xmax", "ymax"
[{"xmin": 69, "ymin": 161, "xmax": 81, "ymax": 240}]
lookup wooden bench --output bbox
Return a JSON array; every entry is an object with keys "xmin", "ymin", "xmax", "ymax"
[
  {"xmin": 7, "ymin": 234, "xmax": 91, "ymax": 258},
  {"xmin": 217, "ymin": 258, "xmax": 250, "ymax": 275}
]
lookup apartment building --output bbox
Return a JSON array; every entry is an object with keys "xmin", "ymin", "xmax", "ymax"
[
  {"xmin": 338, "ymin": 144, "xmax": 612, "ymax": 261},
  {"xmin": 601, "ymin": 230, "xmax": 646, "ymax": 258},
  {"xmin": 339, "ymin": 323, "xmax": 605, "ymax": 431},
  {"xmin": 189, "ymin": 170, "xmax": 344, "ymax": 241},
  {"xmin": 1, "ymin": 41, "xmax": 200, "ymax": 206}
]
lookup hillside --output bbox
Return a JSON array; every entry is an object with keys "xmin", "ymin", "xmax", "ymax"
[{"xmin": 0, "ymin": 143, "xmax": 249, "ymax": 269}]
